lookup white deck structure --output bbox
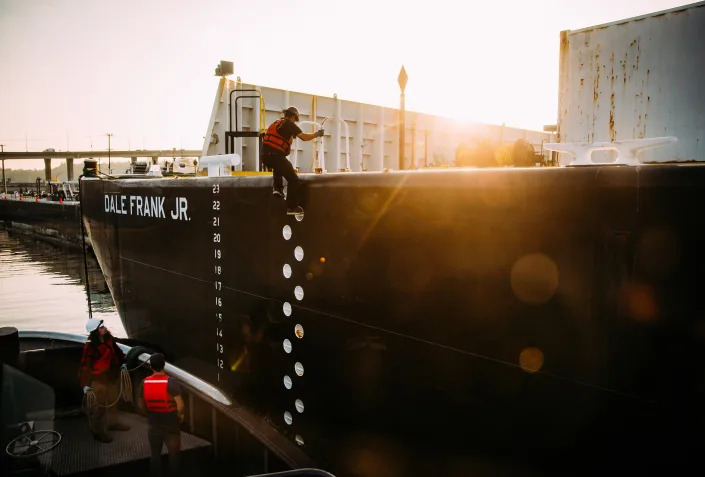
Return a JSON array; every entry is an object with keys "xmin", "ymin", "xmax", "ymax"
[{"xmin": 202, "ymin": 71, "xmax": 555, "ymax": 173}]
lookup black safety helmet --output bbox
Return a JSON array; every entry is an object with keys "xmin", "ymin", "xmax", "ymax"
[{"xmin": 283, "ymin": 106, "xmax": 300, "ymax": 122}]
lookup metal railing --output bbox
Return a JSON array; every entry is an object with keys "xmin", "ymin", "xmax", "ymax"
[
  {"xmin": 18, "ymin": 330, "xmax": 231, "ymax": 406},
  {"xmin": 17, "ymin": 329, "xmax": 317, "ymax": 470},
  {"xmin": 247, "ymin": 470, "xmax": 336, "ymax": 477}
]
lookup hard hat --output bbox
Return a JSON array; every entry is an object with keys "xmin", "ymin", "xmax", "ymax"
[
  {"xmin": 85, "ymin": 318, "xmax": 104, "ymax": 333},
  {"xmin": 282, "ymin": 107, "xmax": 300, "ymax": 121}
]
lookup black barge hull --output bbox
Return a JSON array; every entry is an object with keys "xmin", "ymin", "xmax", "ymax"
[
  {"xmin": 81, "ymin": 166, "xmax": 705, "ymax": 475},
  {"xmin": 0, "ymin": 198, "xmax": 84, "ymax": 247}
]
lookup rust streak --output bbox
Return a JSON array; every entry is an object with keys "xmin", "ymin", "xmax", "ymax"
[
  {"xmin": 622, "ymin": 54, "xmax": 627, "ymax": 85},
  {"xmin": 593, "ymin": 61, "xmax": 600, "ymax": 102},
  {"xmin": 609, "ymin": 92, "xmax": 616, "ymax": 141}
]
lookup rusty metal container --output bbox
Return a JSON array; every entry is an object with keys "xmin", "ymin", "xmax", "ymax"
[{"xmin": 558, "ymin": 2, "xmax": 705, "ymax": 162}]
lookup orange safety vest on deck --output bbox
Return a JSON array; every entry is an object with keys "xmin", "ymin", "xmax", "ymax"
[
  {"xmin": 143, "ymin": 375, "xmax": 177, "ymax": 413},
  {"xmin": 263, "ymin": 119, "xmax": 294, "ymax": 155}
]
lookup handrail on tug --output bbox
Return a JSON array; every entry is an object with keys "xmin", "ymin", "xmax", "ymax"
[
  {"xmin": 544, "ymin": 136, "xmax": 677, "ymax": 166},
  {"xmin": 18, "ymin": 330, "xmax": 231, "ymax": 406},
  {"xmin": 48, "ymin": 154, "xmax": 314, "ymax": 468},
  {"xmin": 18, "ymin": 330, "xmax": 317, "ymax": 469},
  {"xmin": 247, "ymin": 469, "xmax": 336, "ymax": 477}
]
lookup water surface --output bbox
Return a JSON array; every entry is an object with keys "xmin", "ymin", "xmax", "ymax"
[{"xmin": 0, "ymin": 228, "xmax": 125, "ymax": 336}]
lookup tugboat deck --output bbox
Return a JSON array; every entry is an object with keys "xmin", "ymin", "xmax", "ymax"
[{"xmin": 28, "ymin": 411, "xmax": 211, "ymax": 476}]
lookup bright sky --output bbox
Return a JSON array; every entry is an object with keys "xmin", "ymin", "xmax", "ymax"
[{"xmin": 0, "ymin": 0, "xmax": 692, "ymax": 168}]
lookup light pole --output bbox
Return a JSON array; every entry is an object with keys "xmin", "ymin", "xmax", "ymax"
[
  {"xmin": 106, "ymin": 133, "xmax": 114, "ymax": 174},
  {"xmin": 398, "ymin": 65, "xmax": 408, "ymax": 170},
  {"xmin": 1, "ymin": 144, "xmax": 6, "ymax": 195}
]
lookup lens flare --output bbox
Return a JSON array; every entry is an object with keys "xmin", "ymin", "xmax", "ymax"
[
  {"xmin": 519, "ymin": 347, "xmax": 544, "ymax": 373},
  {"xmin": 510, "ymin": 253, "xmax": 559, "ymax": 304}
]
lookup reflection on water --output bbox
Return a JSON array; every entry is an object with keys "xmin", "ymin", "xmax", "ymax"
[{"xmin": 0, "ymin": 228, "xmax": 125, "ymax": 336}]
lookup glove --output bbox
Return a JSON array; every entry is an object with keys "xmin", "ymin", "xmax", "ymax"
[
  {"xmin": 83, "ymin": 386, "xmax": 91, "ymax": 394},
  {"xmin": 316, "ymin": 129, "xmax": 324, "ymax": 137}
]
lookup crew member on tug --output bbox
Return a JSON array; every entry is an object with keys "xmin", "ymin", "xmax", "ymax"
[
  {"xmin": 78, "ymin": 318, "xmax": 131, "ymax": 443},
  {"xmin": 139, "ymin": 353, "xmax": 184, "ymax": 477}
]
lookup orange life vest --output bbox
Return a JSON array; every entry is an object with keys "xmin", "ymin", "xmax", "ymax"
[
  {"xmin": 143, "ymin": 375, "xmax": 177, "ymax": 413},
  {"xmin": 263, "ymin": 119, "xmax": 293, "ymax": 155}
]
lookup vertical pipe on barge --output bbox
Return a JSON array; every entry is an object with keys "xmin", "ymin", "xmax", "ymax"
[
  {"xmin": 411, "ymin": 118, "xmax": 416, "ymax": 169},
  {"xmin": 399, "ymin": 91, "xmax": 405, "ymax": 170},
  {"xmin": 355, "ymin": 103, "xmax": 364, "ymax": 171},
  {"xmin": 376, "ymin": 107, "xmax": 385, "ymax": 170},
  {"xmin": 427, "ymin": 116, "xmax": 435, "ymax": 167},
  {"xmin": 311, "ymin": 96, "xmax": 318, "ymax": 172},
  {"xmin": 236, "ymin": 79, "xmax": 243, "ymax": 161},
  {"xmin": 254, "ymin": 85, "xmax": 263, "ymax": 171},
  {"xmin": 334, "ymin": 94, "xmax": 342, "ymax": 171}
]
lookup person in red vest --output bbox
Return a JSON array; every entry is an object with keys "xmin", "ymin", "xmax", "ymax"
[
  {"xmin": 261, "ymin": 106, "xmax": 324, "ymax": 215},
  {"xmin": 78, "ymin": 318, "xmax": 131, "ymax": 442},
  {"xmin": 139, "ymin": 353, "xmax": 184, "ymax": 477}
]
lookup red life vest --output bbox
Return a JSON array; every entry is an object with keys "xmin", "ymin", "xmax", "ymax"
[
  {"xmin": 143, "ymin": 375, "xmax": 177, "ymax": 413},
  {"xmin": 263, "ymin": 119, "xmax": 294, "ymax": 155},
  {"xmin": 91, "ymin": 340, "xmax": 116, "ymax": 375}
]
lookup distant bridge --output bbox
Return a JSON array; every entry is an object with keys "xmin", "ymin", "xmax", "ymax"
[
  {"xmin": 0, "ymin": 149, "xmax": 201, "ymax": 160},
  {"xmin": 0, "ymin": 149, "xmax": 202, "ymax": 193}
]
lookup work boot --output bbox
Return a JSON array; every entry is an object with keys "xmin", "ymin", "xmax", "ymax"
[
  {"xmin": 108, "ymin": 422, "xmax": 131, "ymax": 431},
  {"xmin": 286, "ymin": 206, "xmax": 304, "ymax": 216},
  {"xmin": 272, "ymin": 189, "xmax": 284, "ymax": 198},
  {"xmin": 94, "ymin": 433, "xmax": 113, "ymax": 443}
]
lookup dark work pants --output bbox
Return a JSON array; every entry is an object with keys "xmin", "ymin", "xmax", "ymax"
[
  {"xmin": 89, "ymin": 374, "xmax": 119, "ymax": 437},
  {"xmin": 261, "ymin": 151, "xmax": 300, "ymax": 209},
  {"xmin": 148, "ymin": 423, "xmax": 181, "ymax": 477}
]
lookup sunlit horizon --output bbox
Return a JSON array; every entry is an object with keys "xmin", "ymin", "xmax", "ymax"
[{"xmin": 0, "ymin": 0, "xmax": 694, "ymax": 169}]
